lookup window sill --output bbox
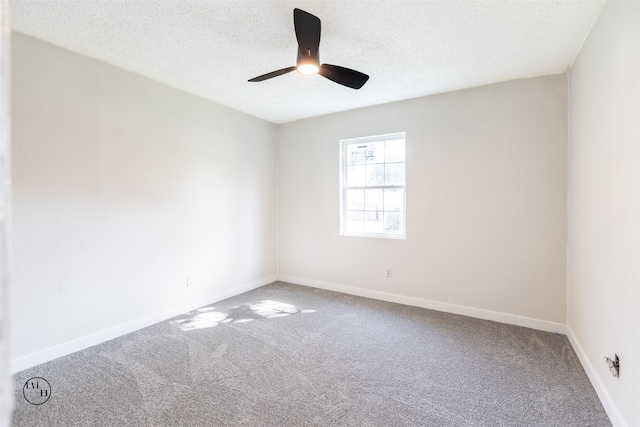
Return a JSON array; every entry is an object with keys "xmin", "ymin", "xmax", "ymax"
[{"xmin": 340, "ymin": 231, "xmax": 406, "ymax": 240}]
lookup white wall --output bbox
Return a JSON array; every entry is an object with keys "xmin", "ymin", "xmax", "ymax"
[
  {"xmin": 0, "ymin": 0, "xmax": 13, "ymax": 422},
  {"xmin": 10, "ymin": 33, "xmax": 277, "ymax": 370},
  {"xmin": 277, "ymin": 75, "xmax": 568, "ymax": 329},
  {"xmin": 567, "ymin": 1, "xmax": 640, "ymax": 426}
]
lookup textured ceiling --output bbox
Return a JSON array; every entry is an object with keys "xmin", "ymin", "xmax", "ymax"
[{"xmin": 11, "ymin": 0, "xmax": 605, "ymax": 124}]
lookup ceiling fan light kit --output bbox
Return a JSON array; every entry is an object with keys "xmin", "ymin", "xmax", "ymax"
[
  {"xmin": 249, "ymin": 8, "xmax": 369, "ymax": 89},
  {"xmin": 296, "ymin": 57, "xmax": 319, "ymax": 75}
]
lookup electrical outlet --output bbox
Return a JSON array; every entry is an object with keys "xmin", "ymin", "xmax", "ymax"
[
  {"xmin": 186, "ymin": 276, "xmax": 193, "ymax": 288},
  {"xmin": 605, "ymin": 354, "xmax": 620, "ymax": 378},
  {"xmin": 385, "ymin": 268, "xmax": 392, "ymax": 278}
]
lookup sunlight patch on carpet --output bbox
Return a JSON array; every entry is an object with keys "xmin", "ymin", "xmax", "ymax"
[{"xmin": 172, "ymin": 300, "xmax": 316, "ymax": 331}]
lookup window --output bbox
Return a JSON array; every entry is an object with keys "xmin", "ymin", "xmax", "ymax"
[{"xmin": 340, "ymin": 132, "xmax": 406, "ymax": 239}]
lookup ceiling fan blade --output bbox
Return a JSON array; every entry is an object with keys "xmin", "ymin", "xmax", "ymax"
[
  {"xmin": 294, "ymin": 8, "xmax": 321, "ymax": 59},
  {"xmin": 319, "ymin": 64, "xmax": 370, "ymax": 89},
  {"xmin": 248, "ymin": 66, "xmax": 297, "ymax": 82}
]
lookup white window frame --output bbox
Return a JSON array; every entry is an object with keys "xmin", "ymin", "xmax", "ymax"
[{"xmin": 340, "ymin": 132, "xmax": 406, "ymax": 239}]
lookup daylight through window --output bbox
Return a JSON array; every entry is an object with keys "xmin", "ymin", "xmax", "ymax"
[{"xmin": 340, "ymin": 132, "xmax": 406, "ymax": 239}]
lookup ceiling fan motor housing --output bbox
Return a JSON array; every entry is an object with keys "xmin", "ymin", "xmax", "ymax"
[{"xmin": 297, "ymin": 47, "xmax": 319, "ymax": 67}]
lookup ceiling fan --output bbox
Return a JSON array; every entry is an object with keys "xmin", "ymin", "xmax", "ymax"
[{"xmin": 248, "ymin": 8, "xmax": 369, "ymax": 90}]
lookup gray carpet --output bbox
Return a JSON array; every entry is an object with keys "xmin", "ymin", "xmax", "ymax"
[{"xmin": 12, "ymin": 281, "xmax": 611, "ymax": 426}]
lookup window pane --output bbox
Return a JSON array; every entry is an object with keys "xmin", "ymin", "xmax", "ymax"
[
  {"xmin": 385, "ymin": 163, "xmax": 405, "ymax": 185},
  {"xmin": 364, "ymin": 211, "xmax": 384, "ymax": 233},
  {"xmin": 364, "ymin": 189, "xmax": 383, "ymax": 211},
  {"xmin": 346, "ymin": 144, "xmax": 367, "ymax": 166},
  {"xmin": 385, "ymin": 139, "xmax": 405, "ymax": 163},
  {"xmin": 346, "ymin": 189, "xmax": 364, "ymax": 210},
  {"xmin": 364, "ymin": 141, "xmax": 385, "ymax": 164},
  {"xmin": 384, "ymin": 212, "xmax": 403, "ymax": 234},
  {"xmin": 346, "ymin": 164, "xmax": 365, "ymax": 186},
  {"xmin": 366, "ymin": 164, "xmax": 385, "ymax": 185},
  {"xmin": 346, "ymin": 210, "xmax": 364, "ymax": 232},
  {"xmin": 384, "ymin": 188, "xmax": 404, "ymax": 211}
]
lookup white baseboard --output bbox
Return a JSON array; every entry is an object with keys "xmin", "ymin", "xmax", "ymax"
[
  {"xmin": 277, "ymin": 275, "xmax": 567, "ymax": 334},
  {"xmin": 10, "ymin": 275, "xmax": 276, "ymax": 373},
  {"xmin": 566, "ymin": 327, "xmax": 626, "ymax": 427}
]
